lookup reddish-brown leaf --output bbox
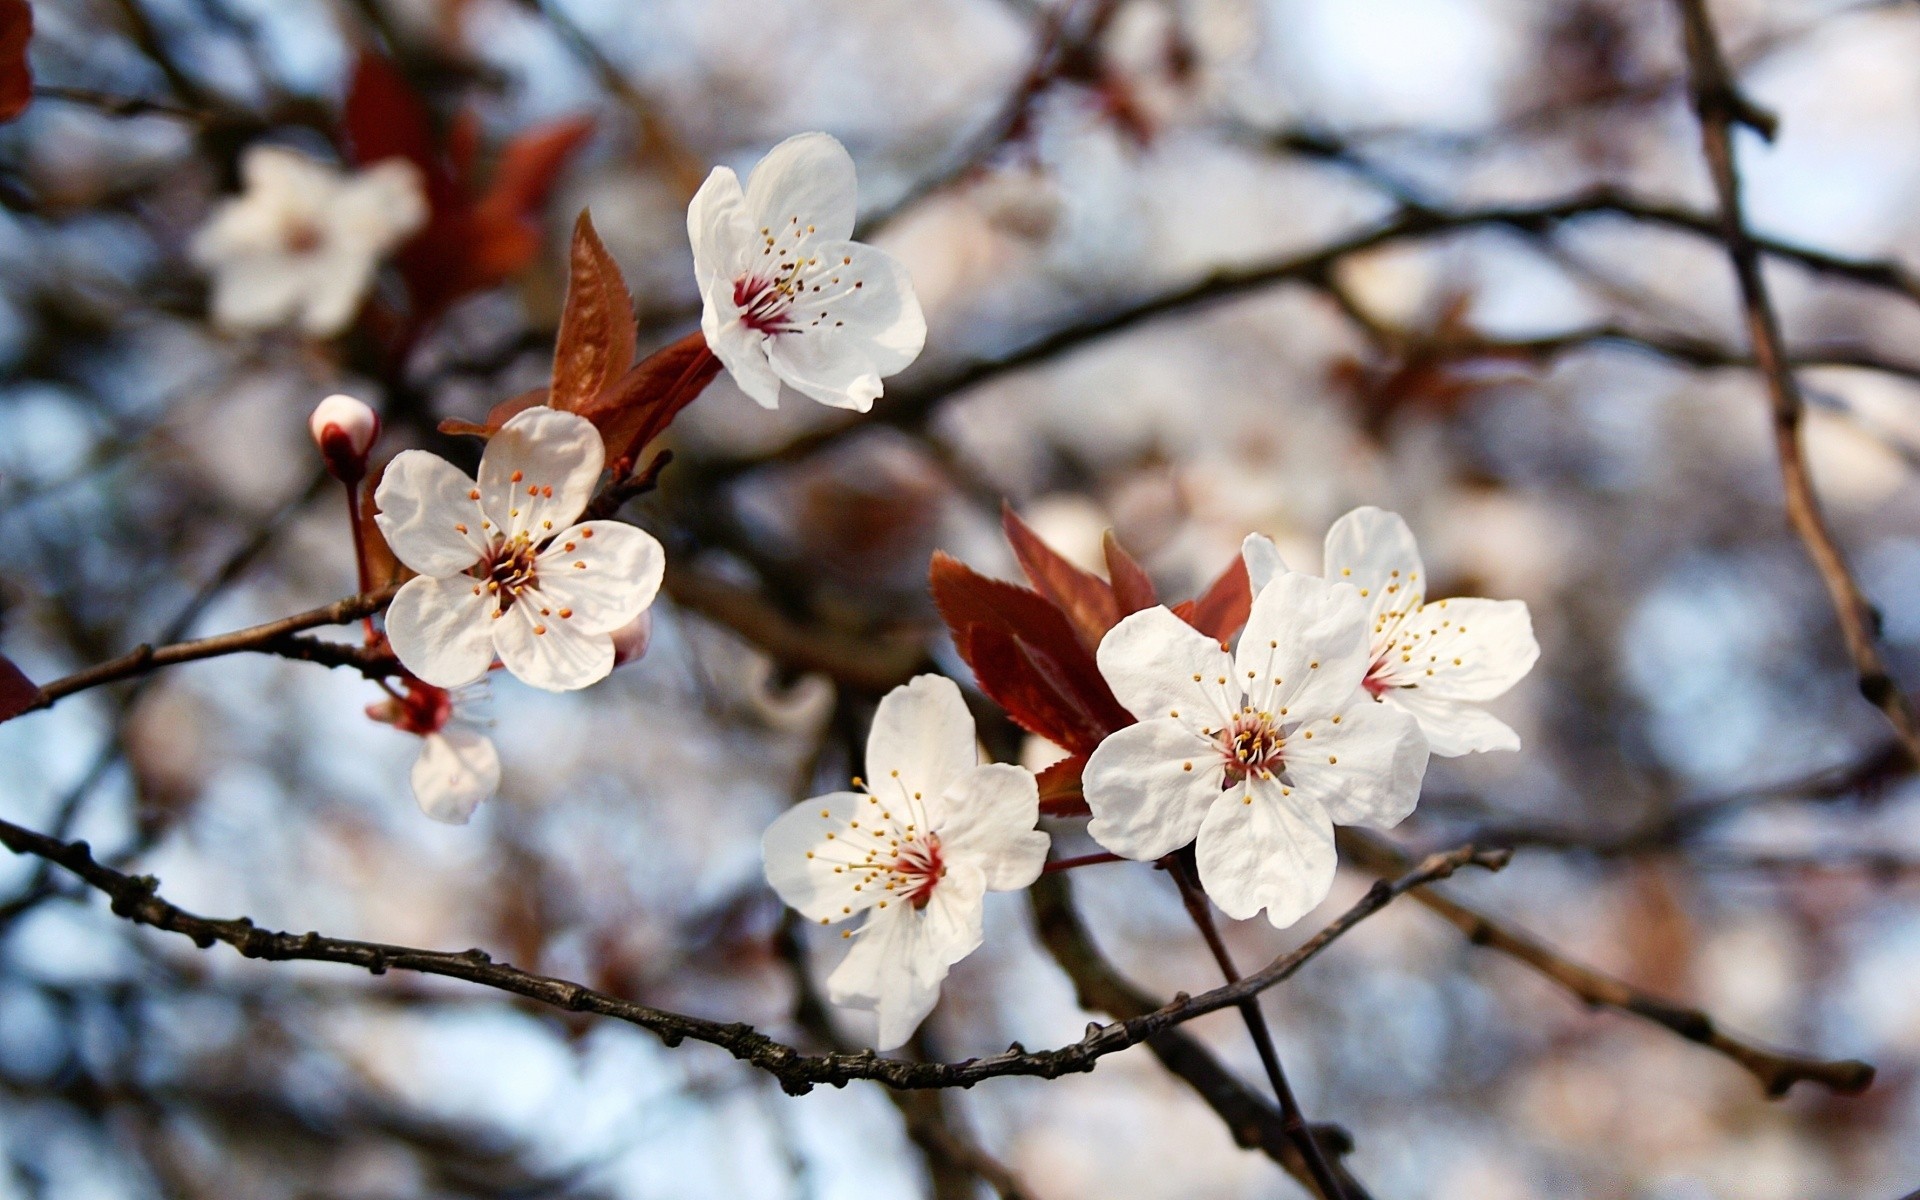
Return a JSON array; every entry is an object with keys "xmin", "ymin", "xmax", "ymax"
[
  {"xmin": 550, "ymin": 212, "xmax": 636, "ymax": 414},
  {"xmin": 480, "ymin": 115, "xmax": 595, "ymax": 229},
  {"xmin": 930, "ymin": 552, "xmax": 1132, "ymax": 754},
  {"xmin": 0, "ymin": 652, "xmax": 36, "ymax": 723},
  {"xmin": 342, "ymin": 53, "xmax": 454, "ymax": 204},
  {"xmin": 0, "ymin": 0, "xmax": 31, "ymax": 124},
  {"xmin": 1179, "ymin": 551, "xmax": 1253, "ymax": 642},
  {"xmin": 586, "ymin": 331, "xmax": 720, "ymax": 467},
  {"xmin": 1036, "ymin": 753, "xmax": 1090, "ymax": 817},
  {"xmin": 1001, "ymin": 504, "xmax": 1118, "ymax": 651},
  {"xmin": 1103, "ymin": 530, "xmax": 1157, "ymax": 615}
]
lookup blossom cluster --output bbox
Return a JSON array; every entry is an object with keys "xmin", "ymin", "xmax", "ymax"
[{"xmin": 284, "ymin": 129, "xmax": 1536, "ymax": 1050}]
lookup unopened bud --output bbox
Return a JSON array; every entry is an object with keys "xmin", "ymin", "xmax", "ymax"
[
  {"xmin": 610, "ymin": 609, "xmax": 654, "ymax": 669},
  {"xmin": 310, "ymin": 393, "xmax": 380, "ymax": 483}
]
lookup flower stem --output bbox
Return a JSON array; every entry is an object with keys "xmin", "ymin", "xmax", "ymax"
[
  {"xmin": 1168, "ymin": 852, "xmax": 1349, "ymax": 1200},
  {"xmin": 1041, "ymin": 851, "xmax": 1125, "ymax": 873},
  {"xmin": 342, "ymin": 478, "xmax": 377, "ymax": 646}
]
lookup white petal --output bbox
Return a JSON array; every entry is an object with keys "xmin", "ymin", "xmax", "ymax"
[
  {"xmin": 1386, "ymin": 690, "xmax": 1520, "ymax": 756},
  {"xmin": 1241, "ymin": 533, "xmax": 1287, "ymax": 593},
  {"xmin": 1324, "ymin": 506, "xmax": 1426, "ymax": 631},
  {"xmin": 385, "ymin": 574, "xmax": 496, "ymax": 688},
  {"xmin": 204, "ymin": 254, "xmax": 310, "ymax": 332},
  {"xmin": 687, "ymin": 165, "xmax": 755, "ymax": 294},
  {"xmin": 374, "ymin": 450, "xmax": 489, "ymax": 577},
  {"xmin": 1386, "ymin": 597, "xmax": 1539, "ymax": 702},
  {"xmin": 1195, "ymin": 778, "xmax": 1336, "ymax": 928},
  {"xmin": 531, "ymin": 521, "xmax": 664, "ymax": 635},
  {"xmin": 297, "ymin": 248, "xmax": 380, "ymax": 338},
  {"xmin": 1286, "ymin": 697, "xmax": 1427, "ymax": 827},
  {"xmin": 477, "ymin": 407, "xmax": 604, "ymax": 541},
  {"xmin": 934, "ymin": 763, "xmax": 1047, "ymax": 891},
  {"xmin": 330, "ymin": 159, "xmax": 429, "ymax": 251},
  {"xmin": 1084, "ymin": 718, "xmax": 1226, "ymax": 861},
  {"xmin": 827, "ymin": 862, "xmax": 986, "ymax": 1051},
  {"xmin": 1096, "ymin": 606, "xmax": 1237, "ymax": 732},
  {"xmin": 763, "ymin": 243, "xmax": 924, "ymax": 412},
  {"xmin": 1237, "ymin": 572, "xmax": 1371, "ymax": 718},
  {"xmin": 411, "ymin": 728, "xmax": 500, "ymax": 824},
  {"xmin": 744, "ymin": 133, "xmax": 858, "ymax": 245},
  {"xmin": 492, "ymin": 599, "xmax": 613, "ymax": 691},
  {"xmin": 703, "ymin": 292, "xmax": 785, "ymax": 408},
  {"xmin": 762, "ymin": 790, "xmax": 879, "ymax": 923},
  {"xmin": 865, "ymin": 675, "xmax": 979, "ymax": 806}
]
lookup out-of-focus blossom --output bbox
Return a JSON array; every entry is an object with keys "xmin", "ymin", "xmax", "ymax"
[
  {"xmin": 374, "ymin": 407, "xmax": 664, "ymax": 692},
  {"xmin": 761, "ymin": 675, "xmax": 1048, "ymax": 1049},
  {"xmin": 1083, "ymin": 573, "xmax": 1427, "ymax": 926},
  {"xmin": 1322, "ymin": 507, "xmax": 1539, "ymax": 756},
  {"xmin": 689, "ymin": 132, "xmax": 926, "ymax": 412},
  {"xmin": 308, "ymin": 393, "xmax": 381, "ymax": 483},
  {"xmin": 368, "ymin": 678, "xmax": 499, "ymax": 824},
  {"xmin": 191, "ymin": 145, "xmax": 427, "ymax": 338}
]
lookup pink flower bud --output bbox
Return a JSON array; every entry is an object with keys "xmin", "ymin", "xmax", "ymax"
[
  {"xmin": 310, "ymin": 393, "xmax": 380, "ymax": 482},
  {"xmin": 611, "ymin": 609, "xmax": 654, "ymax": 669}
]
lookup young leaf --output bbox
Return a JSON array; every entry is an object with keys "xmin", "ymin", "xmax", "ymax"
[
  {"xmin": 1175, "ymin": 552, "xmax": 1253, "ymax": 642},
  {"xmin": 1001, "ymin": 504, "xmax": 1118, "ymax": 651},
  {"xmin": 550, "ymin": 212, "xmax": 636, "ymax": 414},
  {"xmin": 0, "ymin": 0, "xmax": 31, "ymax": 124},
  {"xmin": 1035, "ymin": 753, "xmax": 1090, "ymax": 817},
  {"xmin": 0, "ymin": 652, "xmax": 37, "ymax": 723},
  {"xmin": 585, "ymin": 331, "xmax": 721, "ymax": 468},
  {"xmin": 1103, "ymin": 530, "xmax": 1157, "ymax": 615}
]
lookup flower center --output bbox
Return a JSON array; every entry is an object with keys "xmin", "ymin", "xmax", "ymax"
[
  {"xmin": 733, "ymin": 217, "xmax": 864, "ymax": 336},
  {"xmin": 282, "ymin": 216, "xmax": 325, "ymax": 255},
  {"xmin": 481, "ymin": 534, "xmax": 541, "ymax": 613},
  {"xmin": 1363, "ymin": 658, "xmax": 1394, "ymax": 698},
  {"xmin": 394, "ymin": 680, "xmax": 453, "ymax": 735},
  {"xmin": 1218, "ymin": 710, "xmax": 1285, "ymax": 784},
  {"xmin": 893, "ymin": 833, "xmax": 946, "ymax": 909}
]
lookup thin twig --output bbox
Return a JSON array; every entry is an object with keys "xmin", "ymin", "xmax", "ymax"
[{"xmin": 1672, "ymin": 0, "xmax": 1920, "ymax": 765}]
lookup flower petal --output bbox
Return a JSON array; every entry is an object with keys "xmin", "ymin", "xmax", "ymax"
[
  {"xmin": 1387, "ymin": 689, "xmax": 1521, "ymax": 756},
  {"xmin": 373, "ymin": 450, "xmax": 490, "ymax": 577},
  {"xmin": 1241, "ymin": 533, "xmax": 1287, "ymax": 593},
  {"xmin": 477, "ymin": 406, "xmax": 604, "ymax": 541},
  {"xmin": 934, "ymin": 763, "xmax": 1047, "ymax": 891},
  {"xmin": 744, "ymin": 132, "xmax": 858, "ymax": 245},
  {"xmin": 865, "ymin": 675, "xmax": 980, "ymax": 807},
  {"xmin": 1388, "ymin": 597, "xmax": 1538, "ymax": 702},
  {"xmin": 411, "ymin": 727, "xmax": 500, "ymax": 824},
  {"xmin": 1084, "ymin": 718, "xmax": 1225, "ymax": 861},
  {"xmin": 762, "ymin": 790, "xmax": 881, "ymax": 924},
  {"xmin": 491, "ymin": 599, "xmax": 614, "ymax": 691},
  {"xmin": 298, "ymin": 249, "xmax": 380, "ymax": 338},
  {"xmin": 703, "ymin": 293, "xmax": 785, "ymax": 407},
  {"xmin": 1286, "ymin": 697, "xmax": 1427, "ymax": 827},
  {"xmin": 688, "ymin": 165, "xmax": 754, "ymax": 294},
  {"xmin": 1096, "ymin": 606, "xmax": 1237, "ymax": 732},
  {"xmin": 385, "ymin": 574, "xmax": 496, "ymax": 688},
  {"xmin": 1194, "ymin": 778, "xmax": 1336, "ymax": 928},
  {"xmin": 827, "ymin": 862, "xmax": 986, "ymax": 1051},
  {"xmin": 763, "ymin": 243, "xmax": 925, "ymax": 412},
  {"xmin": 1323, "ymin": 506, "xmax": 1426, "ymax": 630},
  {"xmin": 1237, "ymin": 572, "xmax": 1371, "ymax": 718},
  {"xmin": 531, "ymin": 521, "xmax": 664, "ymax": 635}
]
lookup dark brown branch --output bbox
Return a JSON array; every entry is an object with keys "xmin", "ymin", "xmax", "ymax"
[
  {"xmin": 1337, "ymin": 829, "xmax": 1875, "ymax": 1097},
  {"xmin": 1673, "ymin": 0, "xmax": 1920, "ymax": 766},
  {"xmin": 20, "ymin": 585, "xmax": 402, "ymax": 715},
  {"xmin": 0, "ymin": 813, "xmax": 1495, "ymax": 1096}
]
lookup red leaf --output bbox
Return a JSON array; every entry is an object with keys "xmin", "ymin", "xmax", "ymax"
[
  {"xmin": 1180, "ymin": 552, "xmax": 1252, "ymax": 642},
  {"xmin": 1001, "ymin": 504, "xmax": 1118, "ymax": 651},
  {"xmin": 585, "ymin": 331, "xmax": 721, "ymax": 467},
  {"xmin": 1036, "ymin": 753, "xmax": 1089, "ymax": 817},
  {"xmin": 930, "ymin": 553, "xmax": 1132, "ymax": 754},
  {"xmin": 550, "ymin": 212, "xmax": 635, "ymax": 414},
  {"xmin": 0, "ymin": 652, "xmax": 38, "ymax": 723},
  {"xmin": 342, "ymin": 54, "xmax": 453, "ymax": 203},
  {"xmin": 0, "ymin": 0, "xmax": 31, "ymax": 124},
  {"xmin": 1103, "ymin": 531, "xmax": 1157, "ymax": 615},
  {"xmin": 479, "ymin": 115, "xmax": 595, "ymax": 228}
]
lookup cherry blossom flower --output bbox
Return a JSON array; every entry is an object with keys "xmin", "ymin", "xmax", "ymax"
[
  {"xmin": 688, "ymin": 132, "xmax": 926, "ymax": 412},
  {"xmin": 762, "ymin": 675, "xmax": 1048, "ymax": 1049},
  {"xmin": 368, "ymin": 679, "xmax": 499, "ymax": 824},
  {"xmin": 191, "ymin": 145, "xmax": 427, "ymax": 338},
  {"xmin": 309, "ymin": 393, "xmax": 381, "ymax": 483},
  {"xmin": 1082, "ymin": 573, "xmax": 1428, "ymax": 927},
  {"xmin": 1322, "ymin": 507, "xmax": 1539, "ymax": 756},
  {"xmin": 374, "ymin": 407, "xmax": 664, "ymax": 692}
]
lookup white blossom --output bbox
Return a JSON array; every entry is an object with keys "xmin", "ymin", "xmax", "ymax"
[
  {"xmin": 368, "ymin": 680, "xmax": 499, "ymax": 825},
  {"xmin": 762, "ymin": 675, "xmax": 1048, "ymax": 1050},
  {"xmin": 1323, "ymin": 507, "xmax": 1539, "ymax": 756},
  {"xmin": 689, "ymin": 133, "xmax": 925, "ymax": 412},
  {"xmin": 192, "ymin": 145, "xmax": 427, "ymax": 338},
  {"xmin": 1082, "ymin": 573, "xmax": 1428, "ymax": 927},
  {"xmin": 374, "ymin": 407, "xmax": 664, "ymax": 693}
]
